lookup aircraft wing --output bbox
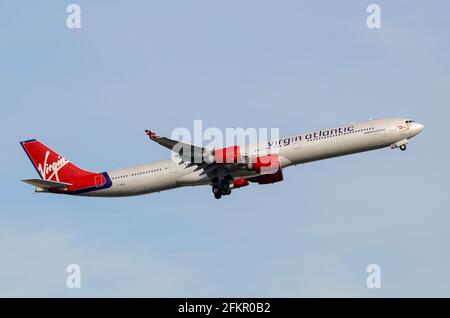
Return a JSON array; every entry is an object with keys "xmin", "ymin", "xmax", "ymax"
[
  {"xmin": 145, "ymin": 130, "xmax": 211, "ymax": 163},
  {"xmin": 145, "ymin": 129, "xmax": 253, "ymax": 174},
  {"xmin": 22, "ymin": 179, "xmax": 72, "ymax": 190}
]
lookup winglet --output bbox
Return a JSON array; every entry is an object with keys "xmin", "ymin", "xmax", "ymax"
[{"xmin": 145, "ymin": 130, "xmax": 160, "ymax": 139}]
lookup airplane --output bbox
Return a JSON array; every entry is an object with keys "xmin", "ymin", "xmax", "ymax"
[{"xmin": 20, "ymin": 117, "xmax": 424, "ymax": 199}]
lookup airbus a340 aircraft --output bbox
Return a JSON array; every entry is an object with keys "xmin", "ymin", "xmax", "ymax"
[{"xmin": 20, "ymin": 117, "xmax": 424, "ymax": 199}]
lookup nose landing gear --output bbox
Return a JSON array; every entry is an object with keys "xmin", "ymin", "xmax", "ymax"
[{"xmin": 391, "ymin": 139, "xmax": 408, "ymax": 151}]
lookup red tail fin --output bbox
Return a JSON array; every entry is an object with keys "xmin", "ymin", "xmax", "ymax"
[{"xmin": 20, "ymin": 139, "xmax": 95, "ymax": 182}]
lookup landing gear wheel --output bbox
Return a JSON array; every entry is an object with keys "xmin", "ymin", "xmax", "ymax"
[
  {"xmin": 212, "ymin": 177, "xmax": 232, "ymax": 198},
  {"xmin": 220, "ymin": 181, "xmax": 230, "ymax": 195},
  {"xmin": 399, "ymin": 144, "xmax": 407, "ymax": 151},
  {"xmin": 212, "ymin": 185, "xmax": 221, "ymax": 194}
]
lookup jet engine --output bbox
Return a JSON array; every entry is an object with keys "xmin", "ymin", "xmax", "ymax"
[
  {"xmin": 211, "ymin": 146, "xmax": 242, "ymax": 164},
  {"xmin": 254, "ymin": 170, "xmax": 283, "ymax": 184},
  {"xmin": 247, "ymin": 154, "xmax": 284, "ymax": 184},
  {"xmin": 231, "ymin": 178, "xmax": 250, "ymax": 189}
]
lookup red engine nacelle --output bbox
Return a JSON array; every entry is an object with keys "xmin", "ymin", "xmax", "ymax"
[
  {"xmin": 248, "ymin": 154, "xmax": 283, "ymax": 184},
  {"xmin": 255, "ymin": 170, "xmax": 283, "ymax": 184},
  {"xmin": 232, "ymin": 178, "xmax": 250, "ymax": 189},
  {"xmin": 248, "ymin": 154, "xmax": 281, "ymax": 174},
  {"xmin": 214, "ymin": 146, "xmax": 241, "ymax": 164}
]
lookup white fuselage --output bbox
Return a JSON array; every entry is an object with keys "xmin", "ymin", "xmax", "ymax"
[{"xmin": 84, "ymin": 117, "xmax": 423, "ymax": 197}]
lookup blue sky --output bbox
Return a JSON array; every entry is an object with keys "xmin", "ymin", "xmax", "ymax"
[{"xmin": 0, "ymin": 0, "xmax": 449, "ymax": 297}]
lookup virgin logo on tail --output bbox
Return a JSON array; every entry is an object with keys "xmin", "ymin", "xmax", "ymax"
[{"xmin": 37, "ymin": 150, "xmax": 69, "ymax": 181}]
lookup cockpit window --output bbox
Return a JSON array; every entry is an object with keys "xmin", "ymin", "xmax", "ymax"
[{"xmin": 405, "ymin": 120, "xmax": 415, "ymax": 124}]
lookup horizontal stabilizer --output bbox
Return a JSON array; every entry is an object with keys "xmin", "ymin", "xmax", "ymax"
[{"xmin": 22, "ymin": 179, "xmax": 72, "ymax": 190}]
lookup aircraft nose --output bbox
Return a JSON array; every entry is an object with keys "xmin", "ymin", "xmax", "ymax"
[{"xmin": 416, "ymin": 123, "xmax": 425, "ymax": 132}]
